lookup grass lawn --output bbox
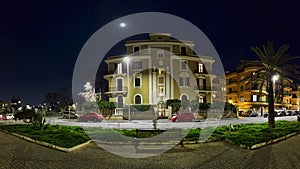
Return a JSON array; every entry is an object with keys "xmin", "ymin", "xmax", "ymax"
[
  {"xmin": 208, "ymin": 120, "xmax": 300, "ymax": 146},
  {"xmin": 0, "ymin": 124, "xmax": 90, "ymax": 148},
  {"xmin": 0, "ymin": 120, "xmax": 299, "ymax": 149}
]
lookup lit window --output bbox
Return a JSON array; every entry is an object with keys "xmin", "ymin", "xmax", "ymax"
[
  {"xmin": 199, "ymin": 96, "xmax": 204, "ymax": 103},
  {"xmin": 198, "ymin": 63, "xmax": 203, "ymax": 73},
  {"xmin": 252, "ymin": 95, "xmax": 258, "ymax": 102},
  {"xmin": 240, "ymin": 96, "xmax": 244, "ymax": 102},
  {"xmin": 158, "ymin": 69, "xmax": 164, "ymax": 75},
  {"xmin": 159, "ymin": 86, "xmax": 164, "ymax": 95},
  {"xmin": 117, "ymin": 63, "xmax": 122, "ymax": 74}
]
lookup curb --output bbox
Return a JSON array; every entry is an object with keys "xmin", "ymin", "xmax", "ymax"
[
  {"xmin": 0, "ymin": 129, "xmax": 92, "ymax": 152},
  {"xmin": 248, "ymin": 132, "xmax": 298, "ymax": 150}
]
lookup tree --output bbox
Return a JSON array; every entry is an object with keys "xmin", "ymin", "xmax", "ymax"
[
  {"xmin": 78, "ymin": 82, "xmax": 102, "ymax": 113},
  {"xmin": 45, "ymin": 87, "xmax": 73, "ymax": 112},
  {"xmin": 242, "ymin": 42, "xmax": 300, "ymax": 128},
  {"xmin": 166, "ymin": 99, "xmax": 181, "ymax": 114},
  {"xmin": 78, "ymin": 82, "xmax": 97, "ymax": 102}
]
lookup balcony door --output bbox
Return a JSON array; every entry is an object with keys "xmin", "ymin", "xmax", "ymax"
[{"xmin": 117, "ymin": 79, "xmax": 123, "ymax": 91}]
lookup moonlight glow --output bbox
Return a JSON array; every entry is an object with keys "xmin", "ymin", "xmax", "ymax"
[{"xmin": 120, "ymin": 22, "xmax": 126, "ymax": 27}]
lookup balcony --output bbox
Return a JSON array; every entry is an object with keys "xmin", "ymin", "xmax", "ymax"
[
  {"xmin": 104, "ymin": 70, "xmax": 127, "ymax": 79},
  {"xmin": 194, "ymin": 86, "xmax": 217, "ymax": 93},
  {"xmin": 228, "ymin": 80, "xmax": 237, "ymax": 84},
  {"xmin": 105, "ymin": 86, "xmax": 128, "ymax": 96},
  {"xmin": 227, "ymin": 90, "xmax": 238, "ymax": 94},
  {"xmin": 283, "ymin": 93, "xmax": 292, "ymax": 97}
]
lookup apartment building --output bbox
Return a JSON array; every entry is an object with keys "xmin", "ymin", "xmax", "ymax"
[
  {"xmin": 104, "ymin": 33, "xmax": 216, "ymax": 115},
  {"xmin": 226, "ymin": 65, "xmax": 299, "ymax": 114}
]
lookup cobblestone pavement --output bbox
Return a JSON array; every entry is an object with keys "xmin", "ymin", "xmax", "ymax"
[{"xmin": 0, "ymin": 130, "xmax": 300, "ymax": 169}]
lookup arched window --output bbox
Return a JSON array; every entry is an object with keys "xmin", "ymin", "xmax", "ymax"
[
  {"xmin": 181, "ymin": 94, "xmax": 188, "ymax": 101},
  {"xmin": 117, "ymin": 96, "xmax": 123, "ymax": 108},
  {"xmin": 181, "ymin": 94, "xmax": 189, "ymax": 109},
  {"xmin": 134, "ymin": 95, "xmax": 142, "ymax": 104}
]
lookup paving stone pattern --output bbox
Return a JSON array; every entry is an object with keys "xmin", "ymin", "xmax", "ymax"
[{"xmin": 0, "ymin": 131, "xmax": 300, "ymax": 169}]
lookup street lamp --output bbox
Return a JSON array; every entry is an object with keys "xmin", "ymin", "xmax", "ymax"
[
  {"xmin": 272, "ymin": 74, "xmax": 279, "ymax": 105},
  {"xmin": 124, "ymin": 56, "xmax": 131, "ymax": 121}
]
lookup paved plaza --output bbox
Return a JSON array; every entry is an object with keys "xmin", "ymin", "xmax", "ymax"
[{"xmin": 0, "ymin": 128, "xmax": 300, "ymax": 169}]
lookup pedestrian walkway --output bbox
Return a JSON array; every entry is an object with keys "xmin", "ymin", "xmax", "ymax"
[{"xmin": 0, "ymin": 130, "xmax": 299, "ymax": 169}]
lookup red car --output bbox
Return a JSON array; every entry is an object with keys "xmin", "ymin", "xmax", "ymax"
[
  {"xmin": 171, "ymin": 112, "xmax": 195, "ymax": 122},
  {"xmin": 78, "ymin": 112, "xmax": 104, "ymax": 122},
  {"xmin": 0, "ymin": 114, "xmax": 6, "ymax": 120}
]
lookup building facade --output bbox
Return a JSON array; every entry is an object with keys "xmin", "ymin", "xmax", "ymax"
[
  {"xmin": 226, "ymin": 65, "xmax": 300, "ymax": 114},
  {"xmin": 104, "ymin": 33, "xmax": 216, "ymax": 115}
]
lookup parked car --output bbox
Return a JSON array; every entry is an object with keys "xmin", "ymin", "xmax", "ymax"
[
  {"xmin": 248, "ymin": 110, "xmax": 258, "ymax": 117},
  {"xmin": 171, "ymin": 112, "xmax": 195, "ymax": 122},
  {"xmin": 263, "ymin": 111, "xmax": 278, "ymax": 118},
  {"xmin": 277, "ymin": 111, "xmax": 286, "ymax": 116},
  {"xmin": 78, "ymin": 112, "xmax": 104, "ymax": 122},
  {"xmin": 238, "ymin": 111, "xmax": 245, "ymax": 116},
  {"xmin": 286, "ymin": 110, "xmax": 297, "ymax": 116},
  {"xmin": 62, "ymin": 111, "xmax": 79, "ymax": 119},
  {"xmin": 6, "ymin": 114, "xmax": 14, "ymax": 120},
  {"xmin": 286, "ymin": 110, "xmax": 293, "ymax": 116},
  {"xmin": 0, "ymin": 114, "xmax": 6, "ymax": 120},
  {"xmin": 295, "ymin": 111, "xmax": 300, "ymax": 115}
]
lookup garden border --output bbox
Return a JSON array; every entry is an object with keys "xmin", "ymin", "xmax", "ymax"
[
  {"xmin": 247, "ymin": 132, "xmax": 299, "ymax": 150},
  {"xmin": 0, "ymin": 128, "xmax": 92, "ymax": 152}
]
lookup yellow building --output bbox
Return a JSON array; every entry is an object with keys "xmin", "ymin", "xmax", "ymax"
[
  {"xmin": 226, "ymin": 65, "xmax": 298, "ymax": 115},
  {"xmin": 291, "ymin": 85, "xmax": 300, "ymax": 111},
  {"xmin": 104, "ymin": 33, "xmax": 216, "ymax": 115}
]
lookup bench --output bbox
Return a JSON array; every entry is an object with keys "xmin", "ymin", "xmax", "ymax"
[{"xmin": 134, "ymin": 129, "xmax": 184, "ymax": 153}]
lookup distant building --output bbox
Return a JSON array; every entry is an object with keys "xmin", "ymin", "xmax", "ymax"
[
  {"xmin": 10, "ymin": 97, "xmax": 22, "ymax": 110},
  {"xmin": 0, "ymin": 100, "xmax": 9, "ymax": 113},
  {"xmin": 104, "ymin": 33, "xmax": 217, "ymax": 115},
  {"xmin": 225, "ymin": 65, "xmax": 300, "ymax": 114}
]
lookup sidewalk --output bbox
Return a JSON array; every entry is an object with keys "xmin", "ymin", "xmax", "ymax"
[{"xmin": 0, "ymin": 130, "xmax": 300, "ymax": 169}]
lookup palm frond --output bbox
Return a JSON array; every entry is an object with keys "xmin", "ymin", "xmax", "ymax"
[
  {"xmin": 251, "ymin": 46, "xmax": 266, "ymax": 61},
  {"xmin": 278, "ymin": 55, "xmax": 300, "ymax": 65}
]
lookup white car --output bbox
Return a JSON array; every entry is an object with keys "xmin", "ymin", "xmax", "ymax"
[{"xmin": 6, "ymin": 114, "xmax": 14, "ymax": 120}]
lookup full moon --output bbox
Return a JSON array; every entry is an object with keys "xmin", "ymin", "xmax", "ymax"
[{"xmin": 120, "ymin": 23, "xmax": 126, "ymax": 27}]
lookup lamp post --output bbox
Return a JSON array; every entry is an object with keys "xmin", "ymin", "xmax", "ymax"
[
  {"xmin": 272, "ymin": 74, "xmax": 279, "ymax": 104},
  {"xmin": 124, "ymin": 57, "xmax": 131, "ymax": 121}
]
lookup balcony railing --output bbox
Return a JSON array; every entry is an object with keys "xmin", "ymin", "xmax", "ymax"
[
  {"xmin": 107, "ymin": 70, "xmax": 127, "ymax": 75},
  {"xmin": 194, "ymin": 86, "xmax": 218, "ymax": 91},
  {"xmin": 108, "ymin": 86, "xmax": 128, "ymax": 92},
  {"xmin": 227, "ymin": 90, "xmax": 238, "ymax": 94},
  {"xmin": 228, "ymin": 80, "xmax": 237, "ymax": 84},
  {"xmin": 283, "ymin": 93, "xmax": 292, "ymax": 96}
]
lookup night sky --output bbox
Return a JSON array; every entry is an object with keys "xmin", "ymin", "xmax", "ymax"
[{"xmin": 1, "ymin": 0, "xmax": 300, "ymax": 105}]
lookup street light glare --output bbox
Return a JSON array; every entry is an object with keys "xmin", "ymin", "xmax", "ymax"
[
  {"xmin": 272, "ymin": 74, "xmax": 279, "ymax": 82},
  {"xmin": 120, "ymin": 22, "xmax": 126, "ymax": 27},
  {"xmin": 124, "ymin": 56, "xmax": 129, "ymax": 62}
]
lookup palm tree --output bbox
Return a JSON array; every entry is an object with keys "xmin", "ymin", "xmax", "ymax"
[{"xmin": 241, "ymin": 42, "xmax": 300, "ymax": 128}]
